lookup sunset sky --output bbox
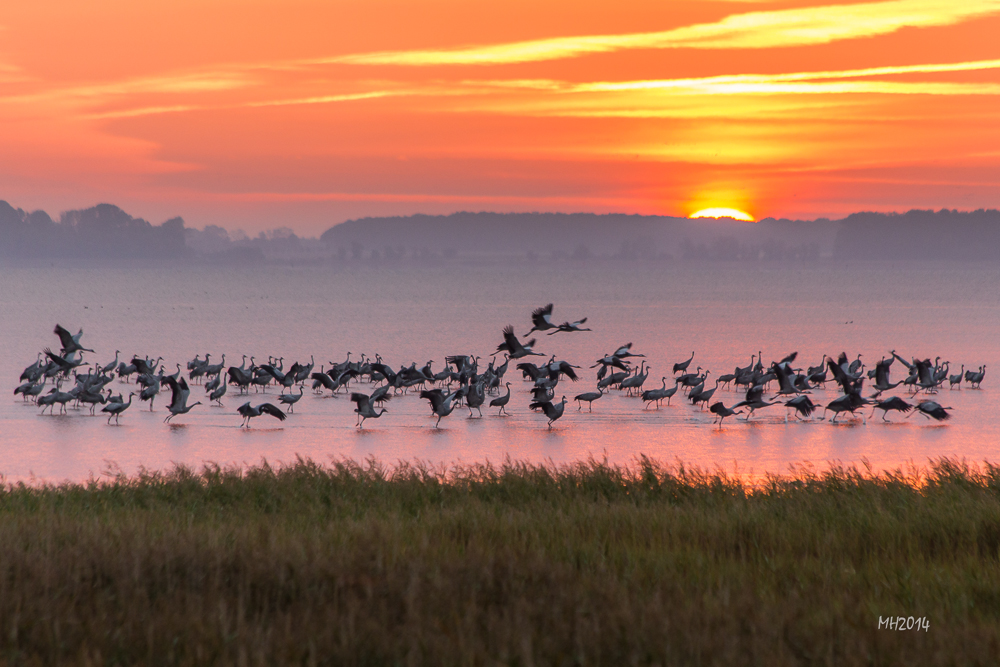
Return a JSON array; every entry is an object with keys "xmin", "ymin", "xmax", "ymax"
[{"xmin": 2, "ymin": 0, "xmax": 1000, "ymax": 234}]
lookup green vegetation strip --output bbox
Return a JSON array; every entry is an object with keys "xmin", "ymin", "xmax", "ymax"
[{"xmin": 0, "ymin": 456, "xmax": 998, "ymax": 664}]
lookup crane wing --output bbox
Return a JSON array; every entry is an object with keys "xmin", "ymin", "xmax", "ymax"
[
  {"xmin": 259, "ymin": 364, "xmax": 284, "ymax": 382},
  {"xmin": 875, "ymin": 360, "xmax": 891, "ymax": 387},
  {"xmin": 516, "ymin": 362, "xmax": 540, "ymax": 380},
  {"xmin": 43, "ymin": 348, "xmax": 71, "ymax": 371},
  {"xmin": 559, "ymin": 362, "xmax": 578, "ymax": 381},
  {"xmin": 915, "ymin": 359, "xmax": 933, "ymax": 384},
  {"xmin": 530, "ymin": 304, "xmax": 554, "ymax": 328},
  {"xmin": 890, "ymin": 351, "xmax": 914, "ymax": 370},
  {"xmin": 311, "ymin": 372, "xmax": 335, "ymax": 389},
  {"xmin": 886, "ymin": 397, "xmax": 912, "ymax": 412},
  {"xmin": 132, "ymin": 357, "xmax": 153, "ymax": 375},
  {"xmin": 369, "ymin": 388, "xmax": 391, "ymax": 403},
  {"xmin": 772, "ymin": 363, "xmax": 795, "ymax": 393},
  {"xmin": 163, "ymin": 376, "xmax": 183, "ymax": 410},
  {"xmin": 369, "ymin": 363, "xmax": 395, "ymax": 381},
  {"xmin": 827, "ymin": 358, "xmax": 854, "ymax": 393},
  {"xmin": 420, "ymin": 389, "xmax": 445, "ymax": 411},
  {"xmin": 787, "ymin": 395, "xmax": 817, "ymax": 415},
  {"xmin": 445, "ymin": 355, "xmax": 470, "ymax": 371},
  {"xmin": 53, "ymin": 324, "xmax": 74, "ymax": 351},
  {"xmin": 501, "ymin": 326, "xmax": 523, "ymax": 354},
  {"xmin": 258, "ymin": 403, "xmax": 287, "ymax": 420}
]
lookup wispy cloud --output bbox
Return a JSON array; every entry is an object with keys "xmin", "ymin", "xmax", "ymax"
[
  {"xmin": 0, "ymin": 71, "xmax": 254, "ymax": 110},
  {"xmin": 607, "ymin": 81, "xmax": 1000, "ymax": 96},
  {"xmin": 83, "ymin": 105, "xmax": 202, "ymax": 120},
  {"xmin": 448, "ymin": 58, "xmax": 1000, "ymax": 112},
  {"xmin": 325, "ymin": 0, "xmax": 1000, "ymax": 66},
  {"xmin": 200, "ymin": 190, "xmax": 635, "ymax": 209},
  {"xmin": 244, "ymin": 91, "xmax": 401, "ymax": 108},
  {"xmin": 445, "ymin": 59, "xmax": 1000, "ymax": 122},
  {"xmin": 0, "ymin": 56, "xmax": 28, "ymax": 84},
  {"xmin": 54, "ymin": 72, "xmax": 253, "ymax": 99},
  {"xmin": 75, "ymin": 91, "xmax": 408, "ymax": 121},
  {"xmin": 64, "ymin": 57, "xmax": 1000, "ymax": 123},
  {"xmin": 458, "ymin": 79, "xmax": 566, "ymax": 91},
  {"xmin": 574, "ymin": 59, "xmax": 1000, "ymax": 92}
]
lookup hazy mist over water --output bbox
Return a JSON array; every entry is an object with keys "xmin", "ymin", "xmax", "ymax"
[{"xmin": 2, "ymin": 259, "xmax": 998, "ymax": 483}]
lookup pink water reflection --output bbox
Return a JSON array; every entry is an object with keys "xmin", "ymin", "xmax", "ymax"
[{"xmin": 1, "ymin": 260, "xmax": 997, "ymax": 483}]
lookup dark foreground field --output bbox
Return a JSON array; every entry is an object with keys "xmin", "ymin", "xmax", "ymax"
[{"xmin": 0, "ymin": 457, "xmax": 998, "ymax": 665}]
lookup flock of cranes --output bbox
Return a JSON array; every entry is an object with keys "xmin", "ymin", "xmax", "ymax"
[{"xmin": 13, "ymin": 312, "xmax": 987, "ymax": 430}]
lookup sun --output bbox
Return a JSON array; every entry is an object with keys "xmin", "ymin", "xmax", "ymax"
[{"xmin": 690, "ymin": 208, "xmax": 754, "ymax": 222}]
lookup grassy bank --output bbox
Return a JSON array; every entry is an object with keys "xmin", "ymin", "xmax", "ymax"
[{"xmin": 0, "ymin": 456, "xmax": 998, "ymax": 665}]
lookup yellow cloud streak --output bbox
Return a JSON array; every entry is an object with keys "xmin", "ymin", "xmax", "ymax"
[
  {"xmin": 327, "ymin": 0, "xmax": 1000, "ymax": 66},
  {"xmin": 575, "ymin": 59, "xmax": 1000, "ymax": 92},
  {"xmin": 83, "ymin": 105, "xmax": 202, "ymax": 120},
  {"xmin": 244, "ymin": 91, "xmax": 400, "ymax": 107},
  {"xmin": 579, "ymin": 81, "xmax": 1000, "ymax": 96},
  {"xmin": 447, "ymin": 59, "xmax": 1000, "ymax": 122},
  {"xmin": 50, "ymin": 73, "xmax": 252, "ymax": 99},
  {"xmin": 9, "ymin": 48, "xmax": 1000, "ymax": 128},
  {"xmin": 199, "ymin": 191, "xmax": 637, "ymax": 209},
  {"xmin": 80, "ymin": 91, "xmax": 405, "ymax": 121},
  {"xmin": 63, "ymin": 57, "xmax": 1000, "ymax": 123},
  {"xmin": 0, "ymin": 72, "xmax": 253, "ymax": 109}
]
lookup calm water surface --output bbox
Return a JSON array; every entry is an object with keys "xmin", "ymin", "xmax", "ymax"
[{"xmin": 2, "ymin": 260, "xmax": 998, "ymax": 482}]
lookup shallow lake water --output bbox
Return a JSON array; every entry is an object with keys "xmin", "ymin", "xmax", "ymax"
[{"xmin": 2, "ymin": 259, "xmax": 998, "ymax": 483}]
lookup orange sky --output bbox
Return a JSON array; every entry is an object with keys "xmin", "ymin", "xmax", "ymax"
[{"xmin": 2, "ymin": 0, "xmax": 1000, "ymax": 234}]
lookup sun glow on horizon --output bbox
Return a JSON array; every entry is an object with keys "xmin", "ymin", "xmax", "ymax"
[{"xmin": 690, "ymin": 208, "xmax": 755, "ymax": 222}]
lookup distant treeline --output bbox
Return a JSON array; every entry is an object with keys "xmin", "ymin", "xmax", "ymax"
[
  {"xmin": 3, "ymin": 199, "xmax": 1000, "ymax": 262},
  {"xmin": 320, "ymin": 211, "xmax": 835, "ymax": 262},
  {"xmin": 0, "ymin": 201, "xmax": 186, "ymax": 259},
  {"xmin": 321, "ymin": 209, "xmax": 1000, "ymax": 262},
  {"xmin": 0, "ymin": 201, "xmax": 322, "ymax": 262},
  {"xmin": 834, "ymin": 209, "xmax": 1000, "ymax": 261}
]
